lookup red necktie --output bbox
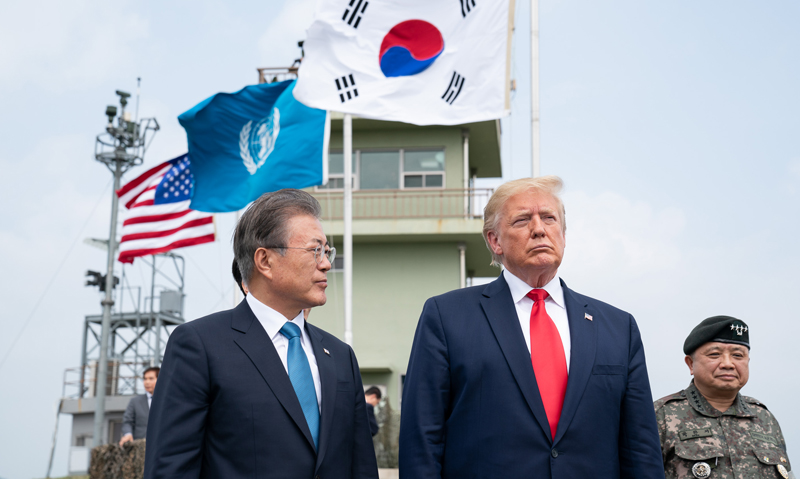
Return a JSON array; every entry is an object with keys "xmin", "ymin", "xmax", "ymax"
[{"xmin": 527, "ymin": 289, "xmax": 568, "ymax": 440}]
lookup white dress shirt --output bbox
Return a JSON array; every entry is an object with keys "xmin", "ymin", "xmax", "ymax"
[
  {"xmin": 503, "ymin": 269, "xmax": 571, "ymax": 371},
  {"xmin": 246, "ymin": 293, "xmax": 322, "ymax": 409},
  {"xmin": 146, "ymin": 391, "xmax": 152, "ymax": 409}
]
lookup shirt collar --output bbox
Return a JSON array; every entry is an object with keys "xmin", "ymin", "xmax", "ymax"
[
  {"xmin": 146, "ymin": 391, "xmax": 153, "ymax": 400},
  {"xmin": 503, "ymin": 269, "xmax": 565, "ymax": 309},
  {"xmin": 246, "ymin": 293, "xmax": 305, "ymax": 339},
  {"xmin": 685, "ymin": 380, "xmax": 754, "ymax": 418}
]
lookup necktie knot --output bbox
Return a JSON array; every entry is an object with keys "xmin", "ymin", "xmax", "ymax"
[
  {"xmin": 527, "ymin": 289, "xmax": 549, "ymax": 302},
  {"xmin": 280, "ymin": 322, "xmax": 302, "ymax": 340}
]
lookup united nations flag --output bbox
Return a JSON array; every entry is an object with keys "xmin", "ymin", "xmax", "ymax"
[{"xmin": 179, "ymin": 80, "xmax": 329, "ymax": 213}]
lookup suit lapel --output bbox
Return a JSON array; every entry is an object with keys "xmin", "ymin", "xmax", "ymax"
[
  {"xmin": 230, "ymin": 301, "xmax": 316, "ymax": 452},
  {"xmin": 307, "ymin": 324, "xmax": 336, "ymax": 472},
  {"xmin": 553, "ymin": 281, "xmax": 597, "ymax": 444},
  {"xmin": 480, "ymin": 276, "xmax": 552, "ymax": 441}
]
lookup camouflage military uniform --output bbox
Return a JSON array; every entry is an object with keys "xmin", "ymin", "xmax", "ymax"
[{"xmin": 655, "ymin": 381, "xmax": 792, "ymax": 478}]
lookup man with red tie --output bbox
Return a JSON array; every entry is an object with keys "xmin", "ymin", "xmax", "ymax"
[{"xmin": 399, "ymin": 176, "xmax": 664, "ymax": 479}]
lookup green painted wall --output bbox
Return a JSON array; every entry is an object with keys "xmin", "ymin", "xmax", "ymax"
[
  {"xmin": 328, "ymin": 127, "xmax": 464, "ymax": 189},
  {"xmin": 308, "ymin": 241, "xmax": 461, "ymax": 407}
]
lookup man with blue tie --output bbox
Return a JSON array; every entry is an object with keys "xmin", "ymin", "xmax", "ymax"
[
  {"xmin": 399, "ymin": 176, "xmax": 664, "ymax": 479},
  {"xmin": 144, "ymin": 189, "xmax": 378, "ymax": 479}
]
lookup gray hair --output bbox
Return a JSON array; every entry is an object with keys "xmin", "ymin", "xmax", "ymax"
[
  {"xmin": 482, "ymin": 176, "xmax": 566, "ymax": 267},
  {"xmin": 233, "ymin": 189, "xmax": 322, "ymax": 286}
]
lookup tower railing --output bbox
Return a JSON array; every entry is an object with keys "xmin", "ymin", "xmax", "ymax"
[{"xmin": 314, "ymin": 187, "xmax": 493, "ymax": 220}]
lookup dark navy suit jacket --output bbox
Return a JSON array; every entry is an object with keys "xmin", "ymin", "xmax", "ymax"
[
  {"xmin": 399, "ymin": 276, "xmax": 664, "ymax": 479},
  {"xmin": 144, "ymin": 300, "xmax": 378, "ymax": 479}
]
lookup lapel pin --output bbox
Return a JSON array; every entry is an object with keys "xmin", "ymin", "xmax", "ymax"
[
  {"xmin": 323, "ymin": 348, "xmax": 330, "ymax": 356},
  {"xmin": 585, "ymin": 313, "xmax": 593, "ymax": 321}
]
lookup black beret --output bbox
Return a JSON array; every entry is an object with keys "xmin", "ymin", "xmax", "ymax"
[{"xmin": 683, "ymin": 315, "xmax": 750, "ymax": 355}]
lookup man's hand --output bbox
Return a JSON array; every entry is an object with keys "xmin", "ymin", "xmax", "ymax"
[{"xmin": 119, "ymin": 433, "xmax": 134, "ymax": 446}]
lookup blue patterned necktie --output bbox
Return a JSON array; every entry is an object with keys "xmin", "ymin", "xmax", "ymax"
[{"xmin": 279, "ymin": 322, "xmax": 320, "ymax": 449}]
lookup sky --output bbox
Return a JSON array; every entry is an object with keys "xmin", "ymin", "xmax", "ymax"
[{"xmin": 1, "ymin": 0, "xmax": 799, "ymax": 478}]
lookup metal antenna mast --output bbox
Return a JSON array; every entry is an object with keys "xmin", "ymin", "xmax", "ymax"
[{"xmin": 91, "ymin": 88, "xmax": 159, "ymax": 448}]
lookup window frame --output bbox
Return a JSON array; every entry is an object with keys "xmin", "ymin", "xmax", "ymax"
[
  {"xmin": 400, "ymin": 148, "xmax": 446, "ymax": 190},
  {"xmin": 315, "ymin": 148, "xmax": 446, "ymax": 192}
]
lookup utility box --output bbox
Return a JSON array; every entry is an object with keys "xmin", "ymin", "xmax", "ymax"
[{"xmin": 160, "ymin": 290, "xmax": 183, "ymax": 316}]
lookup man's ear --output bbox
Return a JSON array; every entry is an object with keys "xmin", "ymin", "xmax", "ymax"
[
  {"xmin": 684, "ymin": 355, "xmax": 694, "ymax": 375},
  {"xmin": 486, "ymin": 230, "xmax": 503, "ymax": 256},
  {"xmin": 253, "ymin": 247, "xmax": 273, "ymax": 281}
]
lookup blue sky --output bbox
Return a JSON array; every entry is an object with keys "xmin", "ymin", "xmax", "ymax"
[{"xmin": 1, "ymin": 1, "xmax": 798, "ymax": 477}]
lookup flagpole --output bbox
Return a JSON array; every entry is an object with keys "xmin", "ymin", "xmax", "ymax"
[
  {"xmin": 93, "ymin": 159, "xmax": 123, "ymax": 448},
  {"xmin": 343, "ymin": 113, "xmax": 353, "ymax": 346},
  {"xmin": 531, "ymin": 0, "xmax": 540, "ymax": 178}
]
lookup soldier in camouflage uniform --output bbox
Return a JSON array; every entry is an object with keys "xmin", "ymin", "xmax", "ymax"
[{"xmin": 655, "ymin": 316, "xmax": 792, "ymax": 479}]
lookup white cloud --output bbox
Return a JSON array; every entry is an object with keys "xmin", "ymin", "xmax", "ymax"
[
  {"xmin": 788, "ymin": 159, "xmax": 800, "ymax": 179},
  {"xmin": 257, "ymin": 0, "xmax": 317, "ymax": 67},
  {"xmin": 0, "ymin": 0, "xmax": 148, "ymax": 92},
  {"xmin": 560, "ymin": 189, "xmax": 686, "ymax": 279}
]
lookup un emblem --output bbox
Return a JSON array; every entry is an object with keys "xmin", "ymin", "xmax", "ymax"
[{"xmin": 239, "ymin": 108, "xmax": 280, "ymax": 175}]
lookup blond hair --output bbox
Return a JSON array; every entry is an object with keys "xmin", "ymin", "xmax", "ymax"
[{"xmin": 482, "ymin": 176, "xmax": 566, "ymax": 267}]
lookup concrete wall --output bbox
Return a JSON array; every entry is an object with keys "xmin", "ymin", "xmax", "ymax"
[
  {"xmin": 328, "ymin": 127, "xmax": 465, "ymax": 190},
  {"xmin": 69, "ymin": 410, "xmax": 125, "ymax": 446},
  {"xmin": 68, "ymin": 410, "xmax": 125, "ymax": 475},
  {"xmin": 309, "ymin": 241, "xmax": 461, "ymax": 406}
]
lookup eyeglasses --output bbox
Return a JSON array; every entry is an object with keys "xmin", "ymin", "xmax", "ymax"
[{"xmin": 265, "ymin": 244, "xmax": 336, "ymax": 265}]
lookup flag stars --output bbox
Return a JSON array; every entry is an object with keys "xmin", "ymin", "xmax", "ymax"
[{"xmin": 154, "ymin": 160, "xmax": 195, "ymax": 205}]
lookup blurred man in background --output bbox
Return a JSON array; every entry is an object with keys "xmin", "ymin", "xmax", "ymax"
[
  {"xmin": 119, "ymin": 366, "xmax": 159, "ymax": 445},
  {"xmin": 364, "ymin": 386, "xmax": 382, "ymax": 437}
]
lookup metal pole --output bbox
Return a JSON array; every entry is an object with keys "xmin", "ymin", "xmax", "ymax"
[
  {"xmin": 531, "ymin": 0, "xmax": 540, "ymax": 177},
  {"xmin": 79, "ymin": 317, "xmax": 89, "ymax": 398},
  {"xmin": 462, "ymin": 130, "xmax": 470, "ymax": 218},
  {"xmin": 457, "ymin": 243, "xmax": 467, "ymax": 289},
  {"xmin": 151, "ymin": 255, "xmax": 161, "ymax": 365},
  {"xmin": 45, "ymin": 399, "xmax": 63, "ymax": 478},
  {"xmin": 343, "ymin": 113, "xmax": 353, "ymax": 346},
  {"xmin": 93, "ymin": 159, "xmax": 123, "ymax": 448}
]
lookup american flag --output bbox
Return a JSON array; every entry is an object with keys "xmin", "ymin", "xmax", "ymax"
[{"xmin": 116, "ymin": 154, "xmax": 215, "ymax": 263}]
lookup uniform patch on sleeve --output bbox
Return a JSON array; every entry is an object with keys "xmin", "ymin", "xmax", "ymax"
[
  {"xmin": 750, "ymin": 431, "xmax": 779, "ymax": 445},
  {"xmin": 679, "ymin": 427, "xmax": 714, "ymax": 440}
]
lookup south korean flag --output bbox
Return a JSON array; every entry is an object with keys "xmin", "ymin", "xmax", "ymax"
[{"xmin": 294, "ymin": 0, "xmax": 513, "ymax": 126}]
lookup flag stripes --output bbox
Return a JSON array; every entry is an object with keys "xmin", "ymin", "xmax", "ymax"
[
  {"xmin": 117, "ymin": 162, "xmax": 173, "ymax": 209},
  {"xmin": 120, "ymin": 217, "xmax": 214, "ymax": 243},
  {"xmin": 118, "ymin": 234, "xmax": 217, "ymax": 263},
  {"xmin": 116, "ymin": 157, "xmax": 215, "ymax": 263}
]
